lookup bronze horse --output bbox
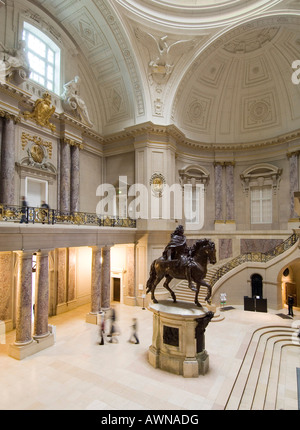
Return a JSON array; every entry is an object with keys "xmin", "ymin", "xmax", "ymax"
[{"xmin": 146, "ymin": 239, "xmax": 216, "ymax": 307}]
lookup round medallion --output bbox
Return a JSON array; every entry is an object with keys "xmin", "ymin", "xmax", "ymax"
[
  {"xmin": 249, "ymin": 100, "xmax": 270, "ymax": 122},
  {"xmin": 30, "ymin": 144, "xmax": 45, "ymax": 164},
  {"xmin": 150, "ymin": 173, "xmax": 166, "ymax": 197}
]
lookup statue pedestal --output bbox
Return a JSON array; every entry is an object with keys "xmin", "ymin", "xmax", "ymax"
[{"xmin": 148, "ymin": 300, "xmax": 213, "ymax": 378}]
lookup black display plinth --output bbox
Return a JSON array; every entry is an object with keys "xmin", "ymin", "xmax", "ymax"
[{"xmin": 244, "ymin": 296, "xmax": 267, "ymax": 313}]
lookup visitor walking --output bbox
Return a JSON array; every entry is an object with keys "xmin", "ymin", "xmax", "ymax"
[
  {"xmin": 99, "ymin": 315, "xmax": 105, "ymax": 345},
  {"xmin": 129, "ymin": 318, "xmax": 139, "ymax": 344}
]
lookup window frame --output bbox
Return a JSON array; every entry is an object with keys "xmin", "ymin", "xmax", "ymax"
[
  {"xmin": 22, "ymin": 21, "xmax": 61, "ymax": 95},
  {"xmin": 250, "ymin": 185, "xmax": 272, "ymax": 224}
]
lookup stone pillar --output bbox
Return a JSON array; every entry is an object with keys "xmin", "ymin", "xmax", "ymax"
[
  {"xmin": 14, "ymin": 251, "xmax": 33, "ymax": 345},
  {"xmin": 70, "ymin": 144, "xmax": 80, "ymax": 213},
  {"xmin": 86, "ymin": 246, "xmax": 102, "ymax": 324},
  {"xmin": 101, "ymin": 246, "xmax": 111, "ymax": 310},
  {"xmin": 289, "ymin": 152, "xmax": 299, "ymax": 219},
  {"xmin": 225, "ymin": 163, "xmax": 235, "ymax": 221},
  {"xmin": 33, "ymin": 250, "xmax": 50, "ymax": 339},
  {"xmin": 60, "ymin": 139, "xmax": 71, "ymax": 213},
  {"xmin": 214, "ymin": 163, "xmax": 223, "ymax": 220},
  {"xmin": 0, "ymin": 118, "xmax": 15, "ymax": 205},
  {"xmin": 9, "ymin": 250, "xmax": 55, "ymax": 359}
]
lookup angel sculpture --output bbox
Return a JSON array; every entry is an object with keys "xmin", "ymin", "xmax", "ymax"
[{"xmin": 134, "ymin": 28, "xmax": 195, "ymax": 82}]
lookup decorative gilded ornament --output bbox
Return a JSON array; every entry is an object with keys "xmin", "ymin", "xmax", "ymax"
[
  {"xmin": 23, "ymin": 92, "xmax": 56, "ymax": 132},
  {"xmin": 30, "ymin": 143, "xmax": 45, "ymax": 164},
  {"xmin": 150, "ymin": 172, "xmax": 166, "ymax": 197}
]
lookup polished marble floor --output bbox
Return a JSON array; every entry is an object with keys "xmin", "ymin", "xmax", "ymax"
[{"xmin": 0, "ymin": 302, "xmax": 299, "ymax": 410}]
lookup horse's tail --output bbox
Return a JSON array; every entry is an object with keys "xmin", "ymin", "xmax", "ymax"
[{"xmin": 146, "ymin": 260, "xmax": 157, "ymax": 294}]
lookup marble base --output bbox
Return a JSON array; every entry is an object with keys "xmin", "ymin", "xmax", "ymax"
[
  {"xmin": 86, "ymin": 312, "xmax": 98, "ymax": 325},
  {"xmin": 148, "ymin": 300, "xmax": 213, "ymax": 378},
  {"xmin": 86, "ymin": 312, "xmax": 104, "ymax": 325},
  {"xmin": 9, "ymin": 333, "xmax": 55, "ymax": 360}
]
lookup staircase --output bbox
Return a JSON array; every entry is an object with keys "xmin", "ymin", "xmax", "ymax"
[{"xmin": 225, "ymin": 326, "xmax": 300, "ymax": 410}]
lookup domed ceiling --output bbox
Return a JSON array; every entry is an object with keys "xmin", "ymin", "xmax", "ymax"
[
  {"xmin": 23, "ymin": 0, "xmax": 300, "ymax": 145},
  {"xmin": 172, "ymin": 14, "xmax": 300, "ymax": 144}
]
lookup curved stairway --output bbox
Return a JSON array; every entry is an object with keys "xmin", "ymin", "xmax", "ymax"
[{"xmin": 225, "ymin": 325, "xmax": 300, "ymax": 410}]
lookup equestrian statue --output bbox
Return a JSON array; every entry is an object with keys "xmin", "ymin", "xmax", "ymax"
[{"xmin": 146, "ymin": 225, "xmax": 216, "ymax": 307}]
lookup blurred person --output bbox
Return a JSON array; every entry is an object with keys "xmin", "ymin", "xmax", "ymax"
[{"xmin": 129, "ymin": 318, "xmax": 139, "ymax": 344}]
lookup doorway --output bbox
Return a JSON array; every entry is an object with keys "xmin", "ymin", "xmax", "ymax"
[
  {"xmin": 112, "ymin": 277, "xmax": 121, "ymax": 302},
  {"xmin": 25, "ymin": 177, "xmax": 48, "ymax": 207},
  {"xmin": 251, "ymin": 273, "xmax": 263, "ymax": 298}
]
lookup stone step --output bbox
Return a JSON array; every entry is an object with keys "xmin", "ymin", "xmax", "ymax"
[{"xmin": 225, "ymin": 326, "xmax": 299, "ymax": 410}]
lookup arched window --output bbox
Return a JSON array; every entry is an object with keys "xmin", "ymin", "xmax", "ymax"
[{"xmin": 22, "ymin": 22, "xmax": 61, "ymax": 94}]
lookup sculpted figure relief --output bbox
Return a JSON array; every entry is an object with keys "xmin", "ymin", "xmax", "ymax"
[
  {"xmin": 146, "ymin": 225, "xmax": 216, "ymax": 307},
  {"xmin": 134, "ymin": 28, "xmax": 195, "ymax": 83},
  {"xmin": 61, "ymin": 76, "xmax": 93, "ymax": 127},
  {"xmin": 0, "ymin": 40, "xmax": 30, "ymax": 84}
]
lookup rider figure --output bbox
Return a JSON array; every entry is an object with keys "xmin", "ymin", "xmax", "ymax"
[
  {"xmin": 162, "ymin": 225, "xmax": 196, "ymax": 291},
  {"xmin": 163, "ymin": 225, "xmax": 188, "ymax": 261}
]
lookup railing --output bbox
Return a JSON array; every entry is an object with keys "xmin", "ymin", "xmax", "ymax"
[
  {"xmin": 210, "ymin": 232, "xmax": 298, "ymax": 287},
  {"xmin": 0, "ymin": 204, "xmax": 136, "ymax": 228}
]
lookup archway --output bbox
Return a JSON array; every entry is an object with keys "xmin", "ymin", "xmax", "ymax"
[
  {"xmin": 279, "ymin": 259, "xmax": 300, "ymax": 309},
  {"xmin": 251, "ymin": 273, "xmax": 263, "ymax": 298}
]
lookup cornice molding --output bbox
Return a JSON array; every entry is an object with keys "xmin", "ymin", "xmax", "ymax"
[{"xmin": 102, "ymin": 121, "xmax": 300, "ymax": 153}]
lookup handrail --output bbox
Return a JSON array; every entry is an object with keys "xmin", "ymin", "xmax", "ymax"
[
  {"xmin": 0, "ymin": 203, "xmax": 136, "ymax": 228},
  {"xmin": 210, "ymin": 233, "xmax": 298, "ymax": 287}
]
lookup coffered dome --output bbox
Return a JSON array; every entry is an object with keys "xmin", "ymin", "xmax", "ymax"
[{"xmin": 172, "ymin": 14, "xmax": 300, "ymax": 145}]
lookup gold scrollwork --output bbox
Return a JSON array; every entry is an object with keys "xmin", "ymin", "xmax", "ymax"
[
  {"xmin": 0, "ymin": 109, "xmax": 21, "ymax": 123},
  {"xmin": 63, "ymin": 137, "xmax": 83, "ymax": 150},
  {"xmin": 21, "ymin": 132, "xmax": 53, "ymax": 159},
  {"xmin": 23, "ymin": 91, "xmax": 56, "ymax": 132}
]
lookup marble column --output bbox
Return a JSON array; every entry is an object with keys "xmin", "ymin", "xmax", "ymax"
[
  {"xmin": 91, "ymin": 246, "xmax": 102, "ymax": 314},
  {"xmin": 60, "ymin": 139, "xmax": 71, "ymax": 213},
  {"xmin": 33, "ymin": 250, "xmax": 50, "ymax": 339},
  {"xmin": 214, "ymin": 163, "xmax": 223, "ymax": 220},
  {"xmin": 101, "ymin": 246, "xmax": 111, "ymax": 310},
  {"xmin": 225, "ymin": 163, "xmax": 235, "ymax": 220},
  {"xmin": 71, "ymin": 144, "xmax": 80, "ymax": 213},
  {"xmin": 14, "ymin": 251, "xmax": 33, "ymax": 345},
  {"xmin": 1, "ymin": 118, "xmax": 15, "ymax": 205},
  {"xmin": 289, "ymin": 152, "xmax": 299, "ymax": 219}
]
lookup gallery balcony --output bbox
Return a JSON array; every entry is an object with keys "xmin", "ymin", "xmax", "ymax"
[{"xmin": 0, "ymin": 203, "xmax": 137, "ymax": 252}]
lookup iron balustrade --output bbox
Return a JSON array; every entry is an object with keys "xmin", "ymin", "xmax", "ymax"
[
  {"xmin": 210, "ymin": 232, "xmax": 299, "ymax": 287},
  {"xmin": 0, "ymin": 204, "xmax": 136, "ymax": 228}
]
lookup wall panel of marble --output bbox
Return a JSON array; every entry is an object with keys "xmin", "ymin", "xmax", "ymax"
[
  {"xmin": 0, "ymin": 252, "xmax": 13, "ymax": 322},
  {"xmin": 219, "ymin": 238, "xmax": 233, "ymax": 261},
  {"xmin": 68, "ymin": 248, "xmax": 76, "ymax": 302},
  {"xmin": 240, "ymin": 239, "xmax": 283, "ymax": 254},
  {"xmin": 57, "ymin": 248, "xmax": 67, "ymax": 306}
]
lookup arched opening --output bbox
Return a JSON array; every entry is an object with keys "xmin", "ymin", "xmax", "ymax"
[
  {"xmin": 251, "ymin": 273, "xmax": 263, "ymax": 298},
  {"xmin": 280, "ymin": 261, "xmax": 300, "ymax": 309}
]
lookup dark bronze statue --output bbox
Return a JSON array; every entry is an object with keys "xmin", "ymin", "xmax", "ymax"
[{"xmin": 146, "ymin": 225, "xmax": 216, "ymax": 307}]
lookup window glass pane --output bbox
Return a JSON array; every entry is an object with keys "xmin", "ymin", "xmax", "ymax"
[
  {"xmin": 47, "ymin": 65, "xmax": 53, "ymax": 80},
  {"xmin": 23, "ymin": 21, "xmax": 60, "ymax": 94},
  {"xmin": 28, "ymin": 52, "xmax": 45, "ymax": 75},
  {"xmin": 28, "ymin": 33, "xmax": 46, "ymax": 58},
  {"xmin": 47, "ymin": 50, "xmax": 54, "ymax": 64},
  {"xmin": 46, "ymin": 81, "xmax": 53, "ymax": 91},
  {"xmin": 251, "ymin": 186, "xmax": 272, "ymax": 223}
]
